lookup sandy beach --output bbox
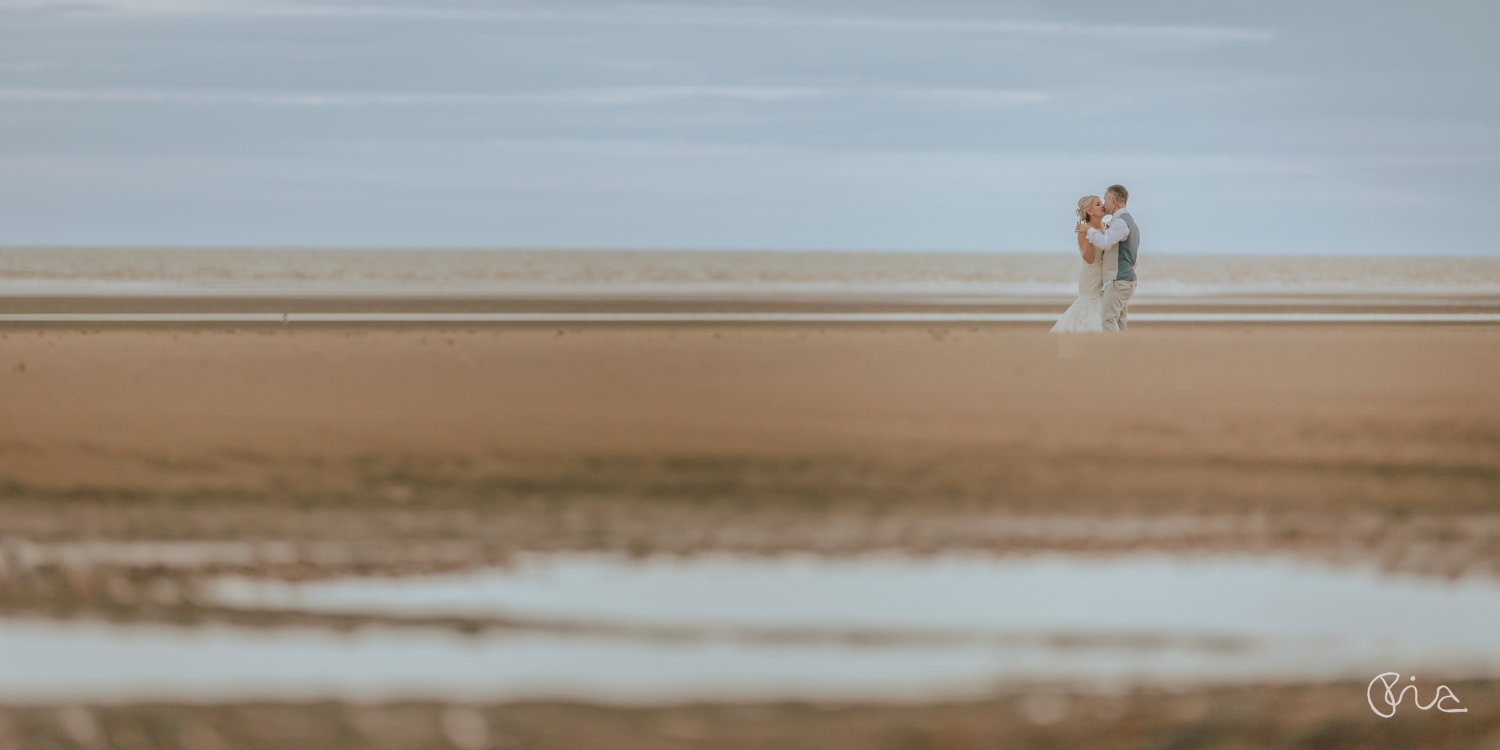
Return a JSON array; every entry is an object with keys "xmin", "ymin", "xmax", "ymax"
[
  {"xmin": 2, "ymin": 253, "xmax": 1498, "ymax": 748},
  {"xmin": 4, "ymin": 322, "xmax": 1497, "ymax": 529}
]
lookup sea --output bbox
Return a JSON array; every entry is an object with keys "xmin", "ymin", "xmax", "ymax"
[{"xmin": 3, "ymin": 248, "xmax": 1498, "ymax": 306}]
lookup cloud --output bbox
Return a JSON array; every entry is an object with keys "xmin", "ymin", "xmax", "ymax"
[
  {"xmin": 0, "ymin": 88, "xmax": 457, "ymax": 105},
  {"xmin": 887, "ymin": 89, "xmax": 1050, "ymax": 105},
  {"xmin": 0, "ymin": 87, "xmax": 817, "ymax": 106},
  {"xmin": 0, "ymin": 86, "xmax": 1050, "ymax": 107},
  {"xmin": 547, "ymin": 87, "xmax": 1050, "ymax": 106},
  {"xmin": 547, "ymin": 86, "xmax": 825, "ymax": 105},
  {"xmin": 3, "ymin": 1, "xmax": 1274, "ymax": 43},
  {"xmin": 739, "ymin": 13, "xmax": 1275, "ymax": 43},
  {"xmin": 478, "ymin": 139, "xmax": 788, "ymax": 159},
  {"xmin": 0, "ymin": 60, "xmax": 155, "ymax": 72}
]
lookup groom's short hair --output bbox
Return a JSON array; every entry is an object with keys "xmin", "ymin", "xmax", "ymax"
[{"xmin": 1106, "ymin": 185, "xmax": 1129, "ymax": 204}]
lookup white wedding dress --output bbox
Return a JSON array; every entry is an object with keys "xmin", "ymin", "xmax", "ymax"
[{"xmin": 1049, "ymin": 242, "xmax": 1107, "ymax": 333}]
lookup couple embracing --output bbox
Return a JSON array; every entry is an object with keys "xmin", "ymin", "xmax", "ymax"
[{"xmin": 1051, "ymin": 184, "xmax": 1138, "ymax": 333}]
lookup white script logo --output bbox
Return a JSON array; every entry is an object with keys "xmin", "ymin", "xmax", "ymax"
[{"xmin": 1367, "ymin": 673, "xmax": 1468, "ymax": 718}]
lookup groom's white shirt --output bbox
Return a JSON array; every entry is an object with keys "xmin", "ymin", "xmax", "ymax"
[
  {"xmin": 1086, "ymin": 207, "xmax": 1131, "ymax": 252},
  {"xmin": 1087, "ymin": 207, "xmax": 1131, "ymax": 290}
]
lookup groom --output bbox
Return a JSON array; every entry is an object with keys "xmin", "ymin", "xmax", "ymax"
[{"xmin": 1076, "ymin": 184, "xmax": 1137, "ymax": 331}]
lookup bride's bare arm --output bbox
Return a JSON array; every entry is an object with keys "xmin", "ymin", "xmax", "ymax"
[{"xmin": 1075, "ymin": 227, "xmax": 1095, "ymax": 265}]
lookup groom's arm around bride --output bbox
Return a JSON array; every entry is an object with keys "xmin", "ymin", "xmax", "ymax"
[{"xmin": 1075, "ymin": 184, "xmax": 1137, "ymax": 332}]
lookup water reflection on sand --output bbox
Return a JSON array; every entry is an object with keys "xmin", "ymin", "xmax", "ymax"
[
  {"xmin": 1, "ymin": 552, "xmax": 1498, "ymax": 704},
  {"xmin": 205, "ymin": 552, "xmax": 1500, "ymax": 640}
]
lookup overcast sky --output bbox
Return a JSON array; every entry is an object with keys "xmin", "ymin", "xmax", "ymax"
[{"xmin": 0, "ymin": 0, "xmax": 1495, "ymax": 254}]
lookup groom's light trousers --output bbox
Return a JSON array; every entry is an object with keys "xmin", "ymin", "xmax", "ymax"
[{"xmin": 1101, "ymin": 280, "xmax": 1136, "ymax": 332}]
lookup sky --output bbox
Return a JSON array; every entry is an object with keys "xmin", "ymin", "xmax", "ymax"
[{"xmin": 0, "ymin": 0, "xmax": 1496, "ymax": 254}]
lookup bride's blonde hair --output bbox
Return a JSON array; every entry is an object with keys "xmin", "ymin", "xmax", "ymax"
[{"xmin": 1076, "ymin": 195, "xmax": 1098, "ymax": 222}]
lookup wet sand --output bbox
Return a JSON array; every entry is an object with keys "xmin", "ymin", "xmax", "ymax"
[
  {"xmin": 1, "ymin": 681, "xmax": 1497, "ymax": 750},
  {"xmin": 2, "ymin": 323, "xmax": 1497, "ymax": 525},
  {"xmin": 1, "ymin": 317, "xmax": 1498, "ymax": 747}
]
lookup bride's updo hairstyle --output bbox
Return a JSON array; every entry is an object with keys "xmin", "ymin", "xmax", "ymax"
[{"xmin": 1076, "ymin": 196, "xmax": 1097, "ymax": 222}]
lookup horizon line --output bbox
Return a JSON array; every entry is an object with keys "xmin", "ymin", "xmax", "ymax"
[{"xmin": 3, "ymin": 246, "xmax": 1498, "ymax": 260}]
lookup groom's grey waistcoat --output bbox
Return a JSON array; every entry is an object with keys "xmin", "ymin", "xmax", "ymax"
[{"xmin": 1102, "ymin": 210, "xmax": 1139, "ymax": 283}]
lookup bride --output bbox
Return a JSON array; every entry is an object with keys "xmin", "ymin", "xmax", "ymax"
[{"xmin": 1050, "ymin": 195, "xmax": 1110, "ymax": 333}]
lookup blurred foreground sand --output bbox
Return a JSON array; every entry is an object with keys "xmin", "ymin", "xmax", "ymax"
[
  {"xmin": 0, "ymin": 681, "xmax": 1496, "ymax": 750},
  {"xmin": 1, "ymin": 323, "xmax": 1497, "ymax": 749},
  {"xmin": 2, "ymin": 324, "xmax": 1496, "ymax": 541}
]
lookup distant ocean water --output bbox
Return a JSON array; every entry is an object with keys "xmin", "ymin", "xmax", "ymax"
[{"xmin": 2, "ymin": 249, "xmax": 1498, "ymax": 303}]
